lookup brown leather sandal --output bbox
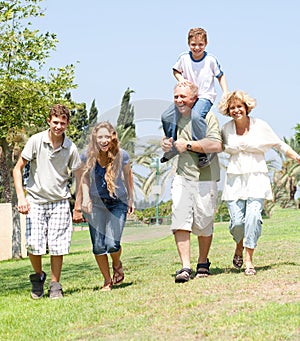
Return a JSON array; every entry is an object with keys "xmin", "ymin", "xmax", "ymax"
[
  {"xmin": 113, "ymin": 261, "xmax": 124, "ymax": 285},
  {"xmin": 100, "ymin": 280, "xmax": 112, "ymax": 291}
]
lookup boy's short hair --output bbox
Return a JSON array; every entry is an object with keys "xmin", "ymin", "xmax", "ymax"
[
  {"xmin": 188, "ymin": 28, "xmax": 207, "ymax": 44},
  {"xmin": 48, "ymin": 104, "xmax": 70, "ymax": 122}
]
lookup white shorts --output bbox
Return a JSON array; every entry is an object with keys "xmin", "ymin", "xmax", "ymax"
[
  {"xmin": 26, "ymin": 200, "xmax": 72, "ymax": 255},
  {"xmin": 171, "ymin": 176, "xmax": 217, "ymax": 236}
]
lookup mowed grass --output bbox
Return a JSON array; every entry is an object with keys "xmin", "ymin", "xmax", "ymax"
[{"xmin": 0, "ymin": 206, "xmax": 299, "ymax": 340}]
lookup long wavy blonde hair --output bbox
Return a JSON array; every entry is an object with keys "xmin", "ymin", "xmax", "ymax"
[{"xmin": 83, "ymin": 121, "xmax": 121, "ymax": 197}]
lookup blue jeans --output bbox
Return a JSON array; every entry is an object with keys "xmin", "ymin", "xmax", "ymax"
[
  {"xmin": 161, "ymin": 98, "xmax": 212, "ymax": 143},
  {"xmin": 85, "ymin": 198, "xmax": 128, "ymax": 255},
  {"xmin": 226, "ymin": 198, "xmax": 264, "ymax": 249}
]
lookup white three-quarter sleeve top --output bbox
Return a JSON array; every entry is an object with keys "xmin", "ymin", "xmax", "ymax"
[{"xmin": 221, "ymin": 117, "xmax": 290, "ymax": 201}]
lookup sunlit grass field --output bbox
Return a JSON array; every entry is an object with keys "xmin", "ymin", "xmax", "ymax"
[{"xmin": 0, "ymin": 206, "xmax": 299, "ymax": 340}]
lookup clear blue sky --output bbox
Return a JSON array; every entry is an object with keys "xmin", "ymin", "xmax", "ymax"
[{"xmin": 38, "ymin": 0, "xmax": 299, "ymax": 140}]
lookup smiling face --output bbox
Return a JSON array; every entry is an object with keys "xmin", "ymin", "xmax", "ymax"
[
  {"xmin": 174, "ymin": 85, "xmax": 197, "ymax": 116},
  {"xmin": 228, "ymin": 99, "xmax": 248, "ymax": 120},
  {"xmin": 96, "ymin": 127, "xmax": 112, "ymax": 152},
  {"xmin": 47, "ymin": 114, "xmax": 69, "ymax": 138},
  {"xmin": 188, "ymin": 36, "xmax": 207, "ymax": 60}
]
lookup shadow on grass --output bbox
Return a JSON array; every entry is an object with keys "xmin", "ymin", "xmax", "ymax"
[
  {"xmin": 169, "ymin": 261, "xmax": 298, "ymax": 279},
  {"xmin": 0, "ymin": 260, "xmax": 97, "ymax": 296},
  {"xmin": 58, "ymin": 281, "xmax": 134, "ymax": 297}
]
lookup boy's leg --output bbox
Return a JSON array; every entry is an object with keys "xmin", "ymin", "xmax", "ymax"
[
  {"xmin": 47, "ymin": 200, "xmax": 72, "ymax": 298},
  {"xmin": 29, "ymin": 253, "xmax": 43, "ymax": 275},
  {"xmin": 191, "ymin": 99, "xmax": 216, "ymax": 167},
  {"xmin": 190, "ymin": 99, "xmax": 209, "ymax": 140},
  {"xmin": 50, "ymin": 255, "xmax": 63, "ymax": 282},
  {"xmin": 26, "ymin": 203, "xmax": 47, "ymax": 299},
  {"xmin": 161, "ymin": 104, "xmax": 179, "ymax": 162},
  {"xmin": 28, "ymin": 253, "xmax": 47, "ymax": 299},
  {"xmin": 49, "ymin": 255, "xmax": 64, "ymax": 299}
]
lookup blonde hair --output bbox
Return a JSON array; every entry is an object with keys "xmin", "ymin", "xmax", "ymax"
[
  {"xmin": 83, "ymin": 121, "xmax": 121, "ymax": 197},
  {"xmin": 188, "ymin": 27, "xmax": 207, "ymax": 44},
  {"xmin": 218, "ymin": 90, "xmax": 256, "ymax": 116}
]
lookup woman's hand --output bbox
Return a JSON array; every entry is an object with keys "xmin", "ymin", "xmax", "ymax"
[
  {"xmin": 82, "ymin": 196, "xmax": 92, "ymax": 213},
  {"xmin": 127, "ymin": 198, "xmax": 134, "ymax": 215},
  {"xmin": 72, "ymin": 209, "xmax": 84, "ymax": 223}
]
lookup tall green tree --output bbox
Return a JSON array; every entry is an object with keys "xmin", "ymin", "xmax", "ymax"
[
  {"xmin": 116, "ymin": 88, "xmax": 136, "ymax": 157},
  {"xmin": 88, "ymin": 99, "xmax": 98, "ymax": 127},
  {"xmin": 68, "ymin": 102, "xmax": 89, "ymax": 150},
  {"xmin": 0, "ymin": 0, "xmax": 76, "ymax": 200},
  {"xmin": 295, "ymin": 124, "xmax": 300, "ymax": 145},
  {"xmin": 0, "ymin": 0, "xmax": 76, "ymax": 257}
]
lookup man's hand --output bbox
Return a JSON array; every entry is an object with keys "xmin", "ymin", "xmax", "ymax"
[
  {"xmin": 174, "ymin": 138, "xmax": 188, "ymax": 154},
  {"xmin": 161, "ymin": 137, "xmax": 173, "ymax": 152}
]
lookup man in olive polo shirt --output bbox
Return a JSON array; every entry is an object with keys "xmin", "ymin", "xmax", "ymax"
[{"xmin": 161, "ymin": 82, "xmax": 222, "ymax": 283}]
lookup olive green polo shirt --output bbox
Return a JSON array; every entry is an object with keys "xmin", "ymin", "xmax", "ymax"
[{"xmin": 176, "ymin": 111, "xmax": 221, "ymax": 182}]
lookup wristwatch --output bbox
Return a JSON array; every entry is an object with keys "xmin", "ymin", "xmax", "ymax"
[{"xmin": 186, "ymin": 143, "xmax": 192, "ymax": 151}]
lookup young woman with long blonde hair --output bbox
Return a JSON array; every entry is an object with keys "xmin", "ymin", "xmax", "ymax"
[{"xmin": 74, "ymin": 121, "xmax": 134, "ymax": 291}]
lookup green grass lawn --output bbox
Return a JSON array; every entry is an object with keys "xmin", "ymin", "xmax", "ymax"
[{"xmin": 0, "ymin": 206, "xmax": 299, "ymax": 340}]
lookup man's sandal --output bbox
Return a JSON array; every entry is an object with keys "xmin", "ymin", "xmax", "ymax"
[
  {"xmin": 233, "ymin": 254, "xmax": 243, "ymax": 269},
  {"xmin": 175, "ymin": 268, "xmax": 192, "ymax": 283},
  {"xmin": 244, "ymin": 267, "xmax": 256, "ymax": 276},
  {"xmin": 195, "ymin": 259, "xmax": 211, "ymax": 278},
  {"xmin": 113, "ymin": 261, "xmax": 124, "ymax": 286}
]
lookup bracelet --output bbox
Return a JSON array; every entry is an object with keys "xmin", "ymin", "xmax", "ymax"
[{"xmin": 74, "ymin": 209, "xmax": 82, "ymax": 212}]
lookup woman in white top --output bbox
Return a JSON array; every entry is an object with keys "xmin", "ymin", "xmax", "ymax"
[{"xmin": 218, "ymin": 90, "xmax": 300, "ymax": 276}]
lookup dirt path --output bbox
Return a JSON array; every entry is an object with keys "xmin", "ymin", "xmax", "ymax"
[
  {"xmin": 73, "ymin": 223, "xmax": 172, "ymax": 242},
  {"xmin": 122, "ymin": 224, "xmax": 171, "ymax": 242}
]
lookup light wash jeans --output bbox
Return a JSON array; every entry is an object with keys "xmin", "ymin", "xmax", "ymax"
[
  {"xmin": 84, "ymin": 198, "xmax": 128, "ymax": 255},
  {"xmin": 161, "ymin": 98, "xmax": 212, "ymax": 160},
  {"xmin": 226, "ymin": 198, "xmax": 264, "ymax": 249}
]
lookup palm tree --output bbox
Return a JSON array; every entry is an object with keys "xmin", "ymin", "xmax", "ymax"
[
  {"xmin": 265, "ymin": 129, "xmax": 300, "ymax": 214},
  {"xmin": 132, "ymin": 138, "xmax": 176, "ymax": 207}
]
